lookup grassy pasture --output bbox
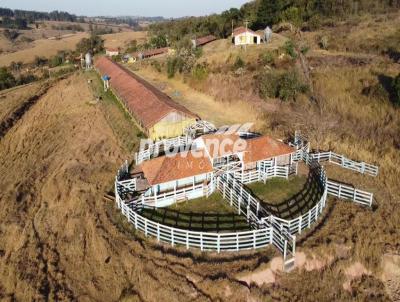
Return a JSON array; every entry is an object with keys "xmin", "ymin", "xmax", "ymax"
[{"xmin": 141, "ymin": 193, "xmax": 251, "ymax": 232}]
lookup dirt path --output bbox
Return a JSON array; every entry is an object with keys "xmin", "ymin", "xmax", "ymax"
[{"xmin": 0, "ymin": 72, "xmax": 276, "ymax": 301}]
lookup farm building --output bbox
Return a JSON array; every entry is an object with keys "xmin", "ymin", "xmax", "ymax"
[
  {"xmin": 133, "ymin": 47, "xmax": 171, "ymax": 60},
  {"xmin": 192, "ymin": 35, "xmax": 217, "ymax": 48},
  {"xmin": 105, "ymin": 48, "xmax": 120, "ymax": 57},
  {"xmin": 232, "ymin": 27, "xmax": 262, "ymax": 46},
  {"xmin": 133, "ymin": 133, "xmax": 296, "ymax": 207},
  {"xmin": 95, "ymin": 57, "xmax": 198, "ymax": 140}
]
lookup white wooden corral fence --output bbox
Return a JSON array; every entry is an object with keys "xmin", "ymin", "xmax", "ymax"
[
  {"xmin": 115, "ymin": 165, "xmax": 296, "ymax": 269},
  {"xmin": 326, "ymin": 180, "xmax": 373, "ymax": 207},
  {"xmin": 310, "ymin": 152, "xmax": 378, "ymax": 176},
  {"xmin": 116, "ymin": 190, "xmax": 295, "ymax": 256},
  {"xmin": 216, "ymin": 173, "xmax": 296, "ymax": 267},
  {"xmin": 135, "ymin": 136, "xmax": 192, "ymax": 165}
]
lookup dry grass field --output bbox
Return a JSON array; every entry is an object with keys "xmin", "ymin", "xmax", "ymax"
[
  {"xmin": 103, "ymin": 31, "xmax": 147, "ymax": 49},
  {"xmin": 131, "ymin": 65, "xmax": 263, "ymax": 129},
  {"xmin": 0, "ymin": 29, "xmax": 147, "ymax": 67},
  {"xmin": 0, "ymin": 32, "xmax": 89, "ymax": 66},
  {"xmin": 0, "ymin": 12, "xmax": 400, "ymax": 301}
]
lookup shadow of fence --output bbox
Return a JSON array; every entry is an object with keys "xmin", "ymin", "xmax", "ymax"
[{"xmin": 255, "ymin": 169, "xmax": 324, "ymax": 220}]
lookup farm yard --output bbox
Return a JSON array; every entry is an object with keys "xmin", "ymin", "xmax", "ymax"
[{"xmin": 0, "ymin": 2, "xmax": 400, "ymax": 302}]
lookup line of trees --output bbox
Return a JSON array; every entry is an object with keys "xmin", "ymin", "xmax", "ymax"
[
  {"xmin": 150, "ymin": 0, "xmax": 400, "ymax": 42},
  {"xmin": 0, "ymin": 7, "xmax": 77, "ymax": 23}
]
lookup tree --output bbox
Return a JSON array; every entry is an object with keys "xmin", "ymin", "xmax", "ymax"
[
  {"xmin": 255, "ymin": 0, "xmax": 283, "ymax": 28},
  {"xmin": 0, "ymin": 67, "xmax": 16, "ymax": 90},
  {"xmin": 149, "ymin": 35, "xmax": 168, "ymax": 48},
  {"xmin": 76, "ymin": 34, "xmax": 104, "ymax": 54}
]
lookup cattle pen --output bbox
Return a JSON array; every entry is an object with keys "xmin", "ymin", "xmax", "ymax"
[{"xmin": 114, "ymin": 130, "xmax": 378, "ymax": 271}]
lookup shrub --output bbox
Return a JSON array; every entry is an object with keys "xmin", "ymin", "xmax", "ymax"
[
  {"xmin": 49, "ymin": 55, "xmax": 63, "ymax": 68},
  {"xmin": 33, "ymin": 56, "xmax": 48, "ymax": 67},
  {"xmin": 191, "ymin": 64, "xmax": 208, "ymax": 81},
  {"xmin": 283, "ymin": 40, "xmax": 297, "ymax": 59},
  {"xmin": 362, "ymin": 83, "xmax": 389, "ymax": 102},
  {"xmin": 0, "ymin": 67, "xmax": 16, "ymax": 90},
  {"xmin": 3, "ymin": 29, "xmax": 19, "ymax": 41},
  {"xmin": 258, "ymin": 69, "xmax": 308, "ymax": 101},
  {"xmin": 277, "ymin": 70, "xmax": 309, "ymax": 101},
  {"xmin": 260, "ymin": 51, "xmax": 275, "ymax": 65},
  {"xmin": 233, "ymin": 56, "xmax": 245, "ymax": 70},
  {"xmin": 167, "ymin": 57, "xmax": 180, "ymax": 78},
  {"xmin": 258, "ymin": 71, "xmax": 280, "ymax": 99},
  {"xmin": 151, "ymin": 61, "xmax": 162, "ymax": 73},
  {"xmin": 76, "ymin": 34, "xmax": 104, "ymax": 54},
  {"xmin": 393, "ymin": 73, "xmax": 400, "ymax": 106}
]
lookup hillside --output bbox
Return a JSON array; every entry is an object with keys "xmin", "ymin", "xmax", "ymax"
[{"xmin": 0, "ymin": 3, "xmax": 400, "ymax": 302}]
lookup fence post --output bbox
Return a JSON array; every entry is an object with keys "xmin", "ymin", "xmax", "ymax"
[
  {"xmin": 200, "ymin": 233, "xmax": 203, "ymax": 251},
  {"xmin": 144, "ymin": 220, "xmax": 148, "ymax": 237},
  {"xmin": 171, "ymin": 229, "xmax": 174, "ymax": 247},
  {"xmin": 217, "ymin": 234, "xmax": 220, "ymax": 253},
  {"xmin": 298, "ymin": 216, "xmax": 302, "ymax": 234},
  {"xmin": 308, "ymin": 213, "xmax": 311, "ymax": 228},
  {"xmin": 338, "ymin": 184, "xmax": 342, "ymax": 199},
  {"xmin": 283, "ymin": 240, "xmax": 287, "ymax": 262},
  {"xmin": 246, "ymin": 205, "xmax": 250, "ymax": 221},
  {"xmin": 238, "ymin": 198, "xmax": 242, "ymax": 214},
  {"xmin": 157, "ymin": 224, "xmax": 160, "ymax": 242},
  {"xmin": 236, "ymin": 233, "xmax": 239, "ymax": 251},
  {"xmin": 134, "ymin": 213, "xmax": 138, "ymax": 229},
  {"xmin": 256, "ymin": 202, "xmax": 260, "ymax": 216},
  {"xmin": 186, "ymin": 231, "xmax": 189, "ymax": 249},
  {"xmin": 223, "ymin": 182, "xmax": 226, "ymax": 199}
]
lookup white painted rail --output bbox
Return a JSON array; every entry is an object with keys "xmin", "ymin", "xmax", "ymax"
[
  {"xmin": 326, "ymin": 180, "xmax": 373, "ymax": 207},
  {"xmin": 310, "ymin": 151, "xmax": 378, "ymax": 177}
]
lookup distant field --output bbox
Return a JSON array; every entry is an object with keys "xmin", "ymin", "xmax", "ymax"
[
  {"xmin": 0, "ymin": 30, "xmax": 147, "ymax": 66},
  {"xmin": 102, "ymin": 31, "xmax": 147, "ymax": 49},
  {"xmin": 0, "ymin": 32, "xmax": 88, "ymax": 66}
]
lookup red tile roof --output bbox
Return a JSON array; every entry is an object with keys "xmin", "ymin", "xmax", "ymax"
[
  {"xmin": 140, "ymin": 151, "xmax": 213, "ymax": 185},
  {"xmin": 195, "ymin": 35, "xmax": 217, "ymax": 46},
  {"xmin": 94, "ymin": 57, "xmax": 197, "ymax": 129},
  {"xmin": 243, "ymin": 136, "xmax": 295, "ymax": 164},
  {"xmin": 198, "ymin": 133, "xmax": 246, "ymax": 159},
  {"xmin": 132, "ymin": 47, "xmax": 169, "ymax": 59},
  {"xmin": 232, "ymin": 26, "xmax": 261, "ymax": 37}
]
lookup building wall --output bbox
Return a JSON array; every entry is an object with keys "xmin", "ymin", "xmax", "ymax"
[
  {"xmin": 106, "ymin": 50, "xmax": 119, "ymax": 56},
  {"xmin": 155, "ymin": 173, "xmax": 210, "ymax": 193},
  {"xmin": 149, "ymin": 112, "xmax": 196, "ymax": 140},
  {"xmin": 234, "ymin": 33, "xmax": 261, "ymax": 46}
]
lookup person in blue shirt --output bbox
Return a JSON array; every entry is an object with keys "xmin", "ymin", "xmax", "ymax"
[{"xmin": 102, "ymin": 75, "xmax": 110, "ymax": 92}]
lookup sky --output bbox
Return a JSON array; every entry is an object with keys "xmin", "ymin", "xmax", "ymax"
[{"xmin": 0, "ymin": 0, "xmax": 250, "ymax": 18}]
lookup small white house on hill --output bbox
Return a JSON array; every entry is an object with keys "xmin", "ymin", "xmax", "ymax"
[
  {"xmin": 105, "ymin": 48, "xmax": 119, "ymax": 57},
  {"xmin": 232, "ymin": 27, "xmax": 262, "ymax": 46}
]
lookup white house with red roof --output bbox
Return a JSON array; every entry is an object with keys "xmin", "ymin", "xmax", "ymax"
[{"xmin": 232, "ymin": 27, "xmax": 262, "ymax": 46}]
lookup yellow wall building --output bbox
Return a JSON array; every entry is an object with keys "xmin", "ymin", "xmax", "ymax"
[{"xmin": 95, "ymin": 57, "xmax": 198, "ymax": 141}]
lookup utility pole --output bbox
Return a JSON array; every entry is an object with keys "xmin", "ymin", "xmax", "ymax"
[{"xmin": 244, "ymin": 20, "xmax": 249, "ymax": 52}]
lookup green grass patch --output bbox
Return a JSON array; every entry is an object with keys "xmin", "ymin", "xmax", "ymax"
[
  {"xmin": 247, "ymin": 176, "xmax": 308, "ymax": 205},
  {"xmin": 85, "ymin": 70, "xmax": 144, "ymax": 152},
  {"xmin": 141, "ymin": 193, "xmax": 251, "ymax": 232},
  {"xmin": 246, "ymin": 175, "xmax": 324, "ymax": 220}
]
